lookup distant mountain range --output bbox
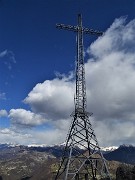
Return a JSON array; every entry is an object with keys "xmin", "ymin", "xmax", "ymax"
[
  {"xmin": 104, "ymin": 144, "xmax": 135, "ymax": 165},
  {"xmin": 0, "ymin": 143, "xmax": 134, "ymax": 163},
  {"xmin": 0, "ymin": 143, "xmax": 85, "ymax": 159},
  {"xmin": 0, "ymin": 143, "xmax": 134, "ymax": 179},
  {"xmin": 30, "ymin": 144, "xmax": 135, "ymax": 164}
]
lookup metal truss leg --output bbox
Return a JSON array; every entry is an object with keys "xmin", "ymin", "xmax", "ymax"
[{"xmin": 75, "ymin": 173, "xmax": 79, "ymax": 180}]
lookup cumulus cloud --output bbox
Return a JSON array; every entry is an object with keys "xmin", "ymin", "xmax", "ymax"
[
  {"xmin": 91, "ymin": 118, "xmax": 135, "ymax": 147},
  {"xmin": 85, "ymin": 17, "xmax": 135, "ymax": 123},
  {"xmin": 24, "ymin": 75, "xmax": 74, "ymax": 120},
  {"xmin": 0, "ymin": 127, "xmax": 66, "ymax": 146},
  {"xmin": 9, "ymin": 109, "xmax": 47, "ymax": 128},
  {"xmin": 0, "ymin": 128, "xmax": 32, "ymax": 145},
  {"xmin": 0, "ymin": 109, "xmax": 8, "ymax": 117},
  {"xmin": 32, "ymin": 128, "xmax": 67, "ymax": 145},
  {"xmin": 5, "ymin": 17, "xmax": 135, "ymax": 146},
  {"xmin": 0, "ymin": 49, "xmax": 16, "ymax": 70}
]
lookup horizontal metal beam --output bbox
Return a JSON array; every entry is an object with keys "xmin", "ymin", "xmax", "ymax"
[
  {"xmin": 56, "ymin": 24, "xmax": 103, "ymax": 36},
  {"xmin": 83, "ymin": 27, "xmax": 103, "ymax": 36},
  {"xmin": 56, "ymin": 24, "xmax": 77, "ymax": 32}
]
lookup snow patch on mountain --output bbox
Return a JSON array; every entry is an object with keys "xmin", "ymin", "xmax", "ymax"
[
  {"xmin": 27, "ymin": 144, "xmax": 47, "ymax": 147},
  {"xmin": 101, "ymin": 146, "xmax": 118, "ymax": 152},
  {"xmin": 119, "ymin": 144, "xmax": 134, "ymax": 148}
]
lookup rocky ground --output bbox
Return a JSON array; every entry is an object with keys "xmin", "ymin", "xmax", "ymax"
[{"xmin": 0, "ymin": 150, "xmax": 55, "ymax": 180}]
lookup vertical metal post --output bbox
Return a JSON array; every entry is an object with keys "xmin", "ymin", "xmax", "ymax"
[
  {"xmin": 75, "ymin": 173, "xmax": 79, "ymax": 180},
  {"xmin": 85, "ymin": 173, "xmax": 88, "ymax": 180}
]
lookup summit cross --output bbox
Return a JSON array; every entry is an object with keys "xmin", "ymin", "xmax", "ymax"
[{"xmin": 55, "ymin": 14, "xmax": 111, "ymax": 180}]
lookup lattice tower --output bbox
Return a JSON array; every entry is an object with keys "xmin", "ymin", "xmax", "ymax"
[{"xmin": 55, "ymin": 14, "xmax": 111, "ymax": 180}]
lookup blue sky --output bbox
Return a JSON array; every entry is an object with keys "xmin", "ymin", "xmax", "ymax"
[{"xmin": 0, "ymin": 0, "xmax": 135, "ymax": 146}]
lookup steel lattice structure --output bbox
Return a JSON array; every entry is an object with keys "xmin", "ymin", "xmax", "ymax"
[{"xmin": 55, "ymin": 14, "xmax": 111, "ymax": 180}]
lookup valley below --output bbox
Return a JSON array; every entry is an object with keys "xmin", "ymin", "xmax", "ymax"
[{"xmin": 0, "ymin": 144, "xmax": 135, "ymax": 180}]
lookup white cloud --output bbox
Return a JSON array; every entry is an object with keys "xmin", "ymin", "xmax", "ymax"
[
  {"xmin": 0, "ymin": 127, "xmax": 66, "ymax": 146},
  {"xmin": 91, "ymin": 118, "xmax": 135, "ymax": 147},
  {"xmin": 9, "ymin": 109, "xmax": 47, "ymax": 127},
  {"xmin": 0, "ymin": 50, "xmax": 8, "ymax": 58},
  {"xmin": 0, "ymin": 128, "xmax": 32, "ymax": 145},
  {"xmin": 32, "ymin": 129, "xmax": 66, "ymax": 145},
  {"xmin": 85, "ymin": 18, "xmax": 135, "ymax": 123},
  {"xmin": 0, "ymin": 110, "xmax": 8, "ymax": 117},
  {"xmin": 24, "ymin": 76, "xmax": 74, "ymax": 120}
]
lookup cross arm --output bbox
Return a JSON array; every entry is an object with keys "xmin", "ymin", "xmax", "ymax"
[
  {"xmin": 56, "ymin": 24, "xmax": 103, "ymax": 36},
  {"xmin": 56, "ymin": 23, "xmax": 78, "ymax": 32},
  {"xmin": 83, "ymin": 27, "xmax": 103, "ymax": 36}
]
